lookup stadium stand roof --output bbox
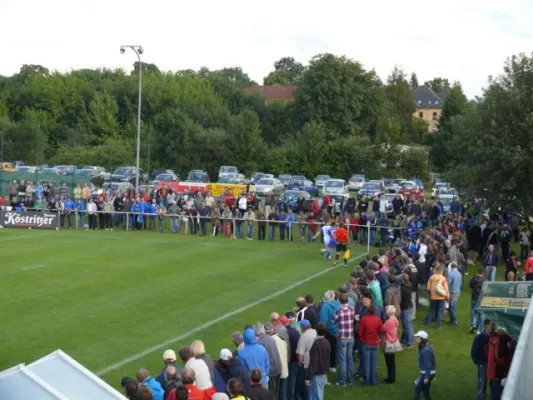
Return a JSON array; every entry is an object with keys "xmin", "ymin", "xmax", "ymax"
[{"xmin": 0, "ymin": 349, "xmax": 126, "ymax": 399}]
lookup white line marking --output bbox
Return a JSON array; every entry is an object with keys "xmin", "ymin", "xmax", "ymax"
[
  {"xmin": 96, "ymin": 252, "xmax": 367, "ymax": 376},
  {"xmin": 22, "ymin": 265, "xmax": 45, "ymax": 271},
  {"xmin": 264, "ymin": 280, "xmax": 294, "ymax": 284},
  {"xmin": 0, "ymin": 233, "xmax": 51, "ymax": 242}
]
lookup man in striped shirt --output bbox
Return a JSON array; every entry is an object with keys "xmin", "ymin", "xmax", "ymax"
[{"xmin": 331, "ymin": 293, "xmax": 355, "ymax": 386}]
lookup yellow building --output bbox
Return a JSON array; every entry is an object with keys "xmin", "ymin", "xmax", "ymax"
[{"xmin": 413, "ymin": 85, "xmax": 447, "ymax": 132}]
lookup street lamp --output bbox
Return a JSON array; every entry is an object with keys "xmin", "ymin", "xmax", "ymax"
[{"xmin": 120, "ymin": 45, "xmax": 144, "ymax": 192}]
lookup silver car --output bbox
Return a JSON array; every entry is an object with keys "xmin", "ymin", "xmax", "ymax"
[
  {"xmin": 254, "ymin": 178, "xmax": 284, "ymax": 195},
  {"xmin": 347, "ymin": 174, "xmax": 366, "ymax": 191},
  {"xmin": 314, "ymin": 175, "xmax": 330, "ymax": 189},
  {"xmin": 323, "ymin": 179, "xmax": 348, "ymax": 197}
]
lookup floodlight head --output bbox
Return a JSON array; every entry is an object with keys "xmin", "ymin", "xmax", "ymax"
[
  {"xmin": 138, "ymin": 46, "xmax": 144, "ymax": 55},
  {"xmin": 120, "ymin": 47, "xmax": 125, "ymax": 54}
]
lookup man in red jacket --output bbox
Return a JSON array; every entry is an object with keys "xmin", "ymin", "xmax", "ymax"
[
  {"xmin": 358, "ymin": 304, "xmax": 384, "ymax": 386},
  {"xmin": 524, "ymin": 251, "xmax": 533, "ymax": 281},
  {"xmin": 487, "ymin": 327, "xmax": 513, "ymax": 400}
]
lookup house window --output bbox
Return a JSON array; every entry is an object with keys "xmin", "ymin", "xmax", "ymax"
[
  {"xmin": 432, "ymin": 112, "xmax": 438, "ymax": 121},
  {"xmin": 419, "ymin": 112, "xmax": 424, "ymax": 118}
]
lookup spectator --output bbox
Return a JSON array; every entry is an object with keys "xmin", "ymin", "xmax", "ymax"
[
  {"xmin": 248, "ymin": 368, "xmax": 273, "ymax": 400},
  {"xmin": 136, "ymin": 369, "xmax": 164, "ymax": 400},
  {"xmin": 399, "ymin": 273, "xmax": 415, "ymax": 348},
  {"xmin": 519, "ymin": 228, "xmax": 529, "ymax": 262},
  {"xmin": 173, "ymin": 386, "xmax": 190, "ymax": 400},
  {"xmin": 505, "ymin": 251, "xmax": 519, "ymax": 281},
  {"xmin": 178, "ymin": 347, "xmax": 212, "ymax": 390},
  {"xmin": 305, "ymin": 322, "xmax": 330, "ymax": 400},
  {"xmin": 447, "ymin": 262, "xmax": 463, "ymax": 325},
  {"xmin": 280, "ymin": 315, "xmax": 300, "ymax": 400},
  {"xmin": 487, "ymin": 327, "xmax": 513, "ymax": 400},
  {"xmin": 384, "ymin": 274, "xmax": 401, "ymax": 318},
  {"xmin": 381, "ymin": 305, "xmax": 400, "ymax": 384},
  {"xmin": 178, "ymin": 368, "xmax": 205, "ymax": 400},
  {"xmin": 121, "ymin": 377, "xmax": 138, "ymax": 399},
  {"xmin": 268, "ymin": 209, "xmax": 278, "ymax": 241},
  {"xmin": 215, "ymin": 348, "xmax": 251, "ymax": 395},
  {"xmin": 138, "ymin": 385, "xmax": 154, "ymax": 400},
  {"xmin": 295, "ymin": 320, "xmax": 317, "ymax": 400},
  {"xmin": 244, "ymin": 207, "xmax": 256, "ymax": 240},
  {"xmin": 424, "ymin": 264, "xmax": 449, "ymax": 329},
  {"xmin": 265, "ymin": 322, "xmax": 288, "ymax": 400},
  {"xmin": 231, "ymin": 332, "xmax": 244, "ymax": 355},
  {"xmin": 482, "ymin": 244, "xmax": 499, "ymax": 282},
  {"xmin": 358, "ymin": 304, "xmax": 383, "ymax": 386},
  {"xmin": 318, "ymin": 290, "xmax": 340, "ymax": 372},
  {"xmin": 257, "ymin": 209, "xmax": 266, "ymax": 240},
  {"xmin": 285, "ymin": 311, "xmax": 302, "ymax": 334},
  {"xmin": 524, "ymin": 250, "xmax": 533, "ymax": 281},
  {"xmin": 227, "ymin": 378, "xmax": 247, "ymax": 400},
  {"xmin": 163, "ymin": 366, "xmax": 181, "ymax": 400},
  {"xmin": 471, "ymin": 320, "xmax": 494, "ymax": 400},
  {"xmin": 295, "ymin": 297, "xmax": 318, "ymax": 328},
  {"xmin": 237, "ymin": 327, "xmax": 269, "ymax": 388},
  {"xmin": 156, "ymin": 349, "xmax": 181, "ymax": 391},
  {"xmin": 270, "ymin": 312, "xmax": 291, "ymax": 360},
  {"xmin": 254, "ymin": 322, "xmax": 282, "ymax": 399},
  {"xmin": 191, "ymin": 340, "xmax": 215, "ymax": 384},
  {"xmin": 413, "ymin": 331, "xmax": 436, "ymax": 400},
  {"xmin": 469, "ymin": 267, "xmax": 486, "ymax": 334},
  {"xmin": 331, "ymin": 293, "xmax": 355, "ymax": 386},
  {"xmin": 367, "ymin": 270, "xmax": 384, "ymax": 308}
]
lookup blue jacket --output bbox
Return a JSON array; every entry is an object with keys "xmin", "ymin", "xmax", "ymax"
[
  {"xmin": 286, "ymin": 213, "xmax": 295, "ymax": 228},
  {"xmin": 142, "ymin": 376, "xmax": 164, "ymax": 400},
  {"xmin": 149, "ymin": 203, "xmax": 159, "ymax": 219},
  {"xmin": 238, "ymin": 328, "xmax": 269, "ymax": 386},
  {"xmin": 418, "ymin": 343, "xmax": 436, "ymax": 380},
  {"xmin": 471, "ymin": 332, "xmax": 489, "ymax": 365},
  {"xmin": 155, "ymin": 363, "xmax": 182, "ymax": 391},
  {"xmin": 319, "ymin": 300, "xmax": 341, "ymax": 336},
  {"xmin": 65, "ymin": 200, "xmax": 76, "ymax": 210},
  {"xmin": 450, "ymin": 201, "xmax": 460, "ymax": 213},
  {"xmin": 447, "ymin": 268, "xmax": 463, "ymax": 294},
  {"xmin": 75, "ymin": 202, "xmax": 85, "ymax": 214},
  {"xmin": 131, "ymin": 202, "xmax": 144, "ymax": 223},
  {"xmin": 227, "ymin": 357, "xmax": 251, "ymax": 394},
  {"xmin": 214, "ymin": 367, "xmax": 227, "ymax": 393}
]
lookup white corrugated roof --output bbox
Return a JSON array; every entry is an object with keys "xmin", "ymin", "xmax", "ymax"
[{"xmin": 0, "ymin": 350, "xmax": 127, "ymax": 400}]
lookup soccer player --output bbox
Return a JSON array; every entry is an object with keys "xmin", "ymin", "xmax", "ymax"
[
  {"xmin": 333, "ymin": 223, "xmax": 350, "ymax": 267},
  {"xmin": 314, "ymin": 219, "xmax": 336, "ymax": 261}
]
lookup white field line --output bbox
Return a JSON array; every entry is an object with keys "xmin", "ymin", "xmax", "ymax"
[
  {"xmin": 21, "ymin": 264, "xmax": 45, "ymax": 271},
  {"xmin": 96, "ymin": 252, "xmax": 367, "ymax": 376},
  {"xmin": 0, "ymin": 233, "xmax": 51, "ymax": 242},
  {"xmin": 264, "ymin": 280, "xmax": 294, "ymax": 284}
]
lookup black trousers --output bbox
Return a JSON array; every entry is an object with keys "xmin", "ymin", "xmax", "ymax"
[
  {"xmin": 88, "ymin": 214, "xmax": 97, "ymax": 229},
  {"xmin": 384, "ymin": 352, "xmax": 396, "ymax": 383},
  {"xmin": 324, "ymin": 331, "xmax": 337, "ymax": 368},
  {"xmin": 268, "ymin": 374, "xmax": 280, "ymax": 400},
  {"xmin": 258, "ymin": 225, "xmax": 266, "ymax": 240}
]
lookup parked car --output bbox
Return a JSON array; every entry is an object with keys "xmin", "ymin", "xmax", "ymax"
[
  {"xmin": 284, "ymin": 190, "xmax": 314, "ymax": 212},
  {"xmin": 357, "ymin": 181, "xmax": 383, "ymax": 200},
  {"xmin": 39, "ymin": 167, "xmax": 60, "ymax": 175},
  {"xmin": 218, "ymin": 176, "xmax": 239, "ymax": 184},
  {"xmin": 54, "ymin": 165, "xmax": 76, "ymax": 175},
  {"xmin": 218, "ymin": 165, "xmax": 239, "ymax": 180},
  {"xmin": 250, "ymin": 172, "xmax": 265, "ymax": 184},
  {"xmin": 151, "ymin": 169, "xmax": 178, "ymax": 180},
  {"xmin": 278, "ymin": 174, "xmax": 293, "ymax": 187},
  {"xmin": 288, "ymin": 178, "xmax": 318, "ymax": 196},
  {"xmin": 16, "ymin": 165, "xmax": 38, "ymax": 173},
  {"xmin": 382, "ymin": 178, "xmax": 394, "ymax": 190},
  {"xmin": 347, "ymin": 174, "xmax": 366, "ymax": 191},
  {"xmin": 314, "ymin": 175, "xmax": 330, "ymax": 189},
  {"xmin": 152, "ymin": 173, "xmax": 179, "ymax": 185},
  {"xmin": 82, "ymin": 166, "xmax": 111, "ymax": 181},
  {"xmin": 110, "ymin": 166, "xmax": 148, "ymax": 184},
  {"xmin": 323, "ymin": 179, "xmax": 348, "ymax": 197},
  {"xmin": 239, "ymin": 173, "xmax": 250, "ymax": 185},
  {"xmin": 398, "ymin": 181, "xmax": 425, "ymax": 201},
  {"xmin": 254, "ymin": 178, "xmax": 285, "ymax": 195},
  {"xmin": 90, "ymin": 182, "xmax": 134, "ymax": 200},
  {"xmin": 186, "ymin": 171, "xmax": 210, "ymax": 183},
  {"xmin": 409, "ymin": 178, "xmax": 425, "ymax": 190},
  {"xmin": 389, "ymin": 178, "xmax": 406, "ymax": 192},
  {"xmin": 432, "ymin": 182, "xmax": 449, "ymax": 197}
]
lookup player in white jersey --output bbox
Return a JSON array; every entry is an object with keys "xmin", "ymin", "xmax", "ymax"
[{"xmin": 314, "ymin": 220, "xmax": 337, "ymax": 260}]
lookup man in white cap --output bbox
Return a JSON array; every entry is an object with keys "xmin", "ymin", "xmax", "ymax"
[
  {"xmin": 216, "ymin": 348, "xmax": 251, "ymax": 394},
  {"xmin": 155, "ymin": 349, "xmax": 180, "ymax": 391},
  {"xmin": 413, "ymin": 331, "xmax": 436, "ymax": 400}
]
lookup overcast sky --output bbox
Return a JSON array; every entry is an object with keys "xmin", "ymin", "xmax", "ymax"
[{"xmin": 1, "ymin": 0, "xmax": 532, "ymax": 98}]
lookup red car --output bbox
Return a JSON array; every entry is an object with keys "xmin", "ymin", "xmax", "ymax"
[{"xmin": 398, "ymin": 181, "xmax": 425, "ymax": 201}]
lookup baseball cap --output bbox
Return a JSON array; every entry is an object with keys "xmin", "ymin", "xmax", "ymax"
[
  {"xmin": 280, "ymin": 316, "xmax": 289, "ymax": 326},
  {"xmin": 298, "ymin": 319, "xmax": 311, "ymax": 329},
  {"xmin": 285, "ymin": 311, "xmax": 295, "ymax": 319},
  {"xmin": 163, "ymin": 349, "xmax": 176, "ymax": 361},
  {"xmin": 220, "ymin": 348, "xmax": 233, "ymax": 361},
  {"xmin": 414, "ymin": 330, "xmax": 429, "ymax": 340}
]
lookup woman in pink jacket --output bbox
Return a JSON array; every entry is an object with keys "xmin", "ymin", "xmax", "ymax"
[{"xmin": 382, "ymin": 305, "xmax": 400, "ymax": 384}]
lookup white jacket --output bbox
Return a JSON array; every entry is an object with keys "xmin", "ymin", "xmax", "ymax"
[
  {"xmin": 379, "ymin": 198, "xmax": 389, "ymax": 213},
  {"xmin": 87, "ymin": 202, "xmax": 97, "ymax": 214},
  {"xmin": 271, "ymin": 334, "xmax": 289, "ymax": 379}
]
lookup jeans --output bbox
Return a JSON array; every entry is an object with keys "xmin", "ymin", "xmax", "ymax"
[
  {"xmin": 236, "ymin": 222, "xmax": 243, "ymax": 238},
  {"xmin": 287, "ymin": 362, "xmax": 299, "ymax": 400},
  {"xmin": 424, "ymin": 299, "xmax": 445, "ymax": 329},
  {"xmin": 170, "ymin": 217, "xmax": 179, "ymax": 233},
  {"xmin": 308, "ymin": 375, "xmax": 326, "ymax": 400},
  {"xmin": 247, "ymin": 223, "xmax": 254, "ymax": 239},
  {"xmin": 490, "ymin": 379, "xmax": 503, "ymax": 400},
  {"xmin": 324, "ymin": 331, "xmax": 337, "ymax": 368},
  {"xmin": 200, "ymin": 219, "xmax": 207, "ymax": 236},
  {"xmin": 114, "ymin": 213, "xmax": 122, "ymax": 227},
  {"xmin": 471, "ymin": 300, "xmax": 483, "ymax": 331},
  {"xmin": 299, "ymin": 225, "xmax": 306, "ymax": 240},
  {"xmin": 78, "ymin": 214, "xmax": 85, "ymax": 228},
  {"xmin": 337, "ymin": 338, "xmax": 354, "ymax": 385},
  {"xmin": 362, "ymin": 344, "xmax": 378, "ymax": 386},
  {"xmin": 280, "ymin": 227, "xmax": 286, "ymax": 241},
  {"xmin": 414, "ymin": 374, "xmax": 434, "ymax": 400},
  {"xmin": 400, "ymin": 308, "xmax": 415, "ymax": 346},
  {"xmin": 449, "ymin": 293, "xmax": 460, "ymax": 324},
  {"xmin": 149, "ymin": 218, "xmax": 156, "ymax": 231},
  {"xmin": 308, "ymin": 229, "xmax": 316, "ymax": 242},
  {"xmin": 280, "ymin": 378, "xmax": 287, "ymax": 400},
  {"xmin": 477, "ymin": 364, "xmax": 487, "ymax": 400},
  {"xmin": 485, "ymin": 266, "xmax": 497, "ymax": 282},
  {"xmin": 370, "ymin": 229, "xmax": 376, "ymax": 245},
  {"xmin": 269, "ymin": 225, "xmax": 276, "ymax": 241},
  {"xmin": 159, "ymin": 217, "xmax": 165, "ymax": 233}
]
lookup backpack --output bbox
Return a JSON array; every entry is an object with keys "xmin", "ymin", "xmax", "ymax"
[{"xmin": 435, "ymin": 279, "xmax": 447, "ymax": 297}]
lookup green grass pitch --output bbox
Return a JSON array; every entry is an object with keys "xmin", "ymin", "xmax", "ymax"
[{"xmin": 1, "ymin": 229, "xmax": 479, "ymax": 399}]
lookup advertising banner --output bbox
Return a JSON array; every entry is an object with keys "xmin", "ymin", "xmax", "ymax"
[
  {"xmin": 0, "ymin": 209, "xmax": 60, "ymax": 229},
  {"xmin": 206, "ymin": 183, "xmax": 253, "ymax": 197},
  {"xmin": 157, "ymin": 181, "xmax": 207, "ymax": 194}
]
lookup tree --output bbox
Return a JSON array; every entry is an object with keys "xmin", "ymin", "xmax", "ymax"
[
  {"xmin": 263, "ymin": 57, "xmax": 305, "ymax": 85},
  {"xmin": 445, "ymin": 53, "xmax": 533, "ymax": 218},
  {"xmin": 439, "ymin": 81, "xmax": 469, "ymax": 129},
  {"xmin": 384, "ymin": 66, "xmax": 416, "ymax": 132},
  {"xmin": 410, "ymin": 72, "xmax": 419, "ymax": 90},
  {"xmin": 424, "ymin": 77, "xmax": 450, "ymax": 93},
  {"xmin": 295, "ymin": 53, "xmax": 384, "ymax": 137}
]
